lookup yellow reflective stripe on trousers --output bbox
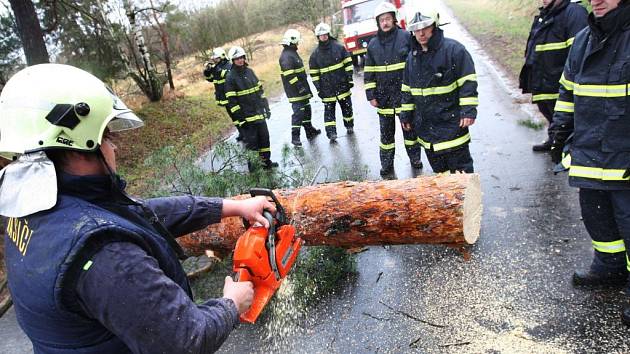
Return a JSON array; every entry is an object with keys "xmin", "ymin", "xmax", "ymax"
[
  {"xmin": 244, "ymin": 114, "xmax": 264, "ymax": 123},
  {"xmin": 554, "ymin": 100, "xmax": 574, "ymax": 113},
  {"xmin": 380, "ymin": 142, "xmax": 395, "ymax": 150},
  {"xmin": 311, "ymin": 76, "xmax": 320, "ymax": 81},
  {"xmin": 574, "ymin": 83, "xmax": 630, "ymax": 98},
  {"xmin": 289, "ymin": 77, "xmax": 298, "ymax": 85},
  {"xmin": 404, "ymin": 139, "xmax": 418, "ymax": 146},
  {"xmin": 377, "ymin": 108, "xmax": 395, "ymax": 115},
  {"xmin": 321, "ymin": 90, "xmax": 352, "ymax": 102},
  {"xmin": 343, "ymin": 116, "xmax": 353, "ymax": 122},
  {"xmin": 281, "ymin": 67, "xmax": 305, "ymax": 76},
  {"xmin": 397, "ymin": 103, "xmax": 415, "ymax": 113},
  {"xmin": 459, "ymin": 97, "xmax": 479, "ymax": 106},
  {"xmin": 288, "ymin": 94, "xmax": 312, "ymax": 102},
  {"xmin": 532, "ymin": 93, "xmax": 559, "ymax": 102},
  {"xmin": 569, "ymin": 165, "xmax": 630, "ymax": 181},
  {"xmin": 324, "ymin": 121, "xmax": 336, "ymax": 126},
  {"xmin": 214, "ymin": 79, "xmax": 226, "ymax": 84},
  {"xmin": 364, "ymin": 62, "xmax": 406, "ymax": 73},
  {"xmin": 259, "ymin": 147, "xmax": 271, "ymax": 153},
  {"xmin": 432, "ymin": 133, "xmax": 471, "ymax": 152},
  {"xmin": 535, "ymin": 37, "xmax": 575, "ymax": 52},
  {"xmin": 230, "ymin": 105, "xmax": 241, "ymax": 113},
  {"xmin": 560, "ymin": 73, "xmax": 574, "ymax": 91},
  {"xmin": 365, "ymin": 82, "xmax": 376, "ymax": 89},
  {"xmin": 592, "ymin": 240, "xmax": 626, "ymax": 253}
]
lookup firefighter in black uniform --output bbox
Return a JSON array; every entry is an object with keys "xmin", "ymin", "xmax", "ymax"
[
  {"xmin": 204, "ymin": 48, "xmax": 244, "ymax": 141},
  {"xmin": 365, "ymin": 2, "xmax": 423, "ymax": 177},
  {"xmin": 309, "ymin": 23, "xmax": 354, "ymax": 142},
  {"xmin": 225, "ymin": 46, "xmax": 278, "ymax": 171},
  {"xmin": 549, "ymin": 0, "xmax": 630, "ymax": 325},
  {"xmin": 399, "ymin": 7, "xmax": 479, "ymax": 174},
  {"xmin": 519, "ymin": 0, "xmax": 588, "ymax": 151},
  {"xmin": 279, "ymin": 29, "xmax": 322, "ymax": 147}
]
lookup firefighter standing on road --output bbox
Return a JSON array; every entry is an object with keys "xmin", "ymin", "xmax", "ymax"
[
  {"xmin": 279, "ymin": 29, "xmax": 322, "ymax": 147},
  {"xmin": 204, "ymin": 48, "xmax": 244, "ymax": 141},
  {"xmin": 399, "ymin": 7, "xmax": 479, "ymax": 174},
  {"xmin": 519, "ymin": 0, "xmax": 588, "ymax": 151},
  {"xmin": 365, "ymin": 2, "xmax": 423, "ymax": 177},
  {"xmin": 309, "ymin": 23, "xmax": 355, "ymax": 142},
  {"xmin": 549, "ymin": 0, "xmax": 630, "ymax": 325},
  {"xmin": 225, "ymin": 46, "xmax": 278, "ymax": 171},
  {"xmin": 0, "ymin": 63, "xmax": 270, "ymax": 353}
]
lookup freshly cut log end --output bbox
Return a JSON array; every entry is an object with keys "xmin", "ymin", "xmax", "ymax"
[
  {"xmin": 463, "ymin": 173, "xmax": 482, "ymax": 244},
  {"xmin": 178, "ymin": 174, "xmax": 483, "ymax": 255}
]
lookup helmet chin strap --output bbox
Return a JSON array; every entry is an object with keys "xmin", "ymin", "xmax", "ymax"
[{"xmin": 95, "ymin": 148, "xmax": 137, "ymax": 205}]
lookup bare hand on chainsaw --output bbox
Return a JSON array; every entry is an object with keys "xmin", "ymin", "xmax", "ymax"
[
  {"xmin": 222, "ymin": 196, "xmax": 277, "ymax": 228},
  {"xmin": 223, "ymin": 276, "xmax": 254, "ymax": 314}
]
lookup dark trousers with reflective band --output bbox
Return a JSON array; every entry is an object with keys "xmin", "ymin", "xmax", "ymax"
[
  {"xmin": 379, "ymin": 113, "xmax": 422, "ymax": 170},
  {"xmin": 536, "ymin": 99, "xmax": 555, "ymax": 141},
  {"xmin": 425, "ymin": 145, "xmax": 474, "ymax": 173},
  {"xmin": 579, "ymin": 188, "xmax": 630, "ymax": 277},
  {"xmin": 242, "ymin": 121, "xmax": 271, "ymax": 170},
  {"xmin": 323, "ymin": 96, "xmax": 353, "ymax": 137},
  {"xmin": 291, "ymin": 101, "xmax": 315, "ymax": 139}
]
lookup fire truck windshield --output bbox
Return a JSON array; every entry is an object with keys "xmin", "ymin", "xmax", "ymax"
[{"xmin": 343, "ymin": 0, "xmax": 380, "ymax": 25}]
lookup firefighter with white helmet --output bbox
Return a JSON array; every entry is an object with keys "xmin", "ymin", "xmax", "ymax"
[
  {"xmin": 0, "ymin": 63, "xmax": 275, "ymax": 353},
  {"xmin": 204, "ymin": 47, "xmax": 244, "ymax": 140},
  {"xmin": 309, "ymin": 22, "xmax": 355, "ymax": 142},
  {"xmin": 365, "ymin": 1, "xmax": 423, "ymax": 178},
  {"xmin": 399, "ymin": 6, "xmax": 479, "ymax": 173},
  {"xmin": 279, "ymin": 28, "xmax": 321, "ymax": 147},
  {"xmin": 225, "ymin": 46, "xmax": 278, "ymax": 170}
]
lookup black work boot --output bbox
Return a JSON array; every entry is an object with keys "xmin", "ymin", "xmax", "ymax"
[
  {"xmin": 328, "ymin": 132, "xmax": 337, "ymax": 143},
  {"xmin": 411, "ymin": 160, "xmax": 423, "ymax": 169},
  {"xmin": 291, "ymin": 134, "xmax": 302, "ymax": 147},
  {"xmin": 306, "ymin": 127, "xmax": 321, "ymax": 139},
  {"xmin": 572, "ymin": 269, "xmax": 628, "ymax": 288},
  {"xmin": 532, "ymin": 139, "xmax": 552, "ymax": 152},
  {"xmin": 380, "ymin": 166, "xmax": 394, "ymax": 178},
  {"xmin": 346, "ymin": 127, "xmax": 354, "ymax": 135}
]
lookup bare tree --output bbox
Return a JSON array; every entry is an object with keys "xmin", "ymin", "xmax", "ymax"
[{"xmin": 8, "ymin": 0, "xmax": 49, "ymax": 65}]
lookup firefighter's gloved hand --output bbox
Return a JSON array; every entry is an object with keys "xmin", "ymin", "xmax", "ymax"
[{"xmin": 550, "ymin": 141, "xmax": 564, "ymax": 164}]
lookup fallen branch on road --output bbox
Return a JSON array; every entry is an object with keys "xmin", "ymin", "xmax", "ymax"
[{"xmin": 379, "ymin": 300, "xmax": 447, "ymax": 328}]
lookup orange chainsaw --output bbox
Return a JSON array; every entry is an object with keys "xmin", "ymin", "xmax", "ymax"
[{"xmin": 232, "ymin": 188, "xmax": 302, "ymax": 323}]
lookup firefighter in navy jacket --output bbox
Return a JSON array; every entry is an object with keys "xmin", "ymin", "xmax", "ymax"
[
  {"xmin": 279, "ymin": 29, "xmax": 321, "ymax": 147},
  {"xmin": 365, "ymin": 2, "xmax": 423, "ymax": 177},
  {"xmin": 309, "ymin": 22, "xmax": 355, "ymax": 142},
  {"xmin": 549, "ymin": 0, "xmax": 630, "ymax": 325},
  {"xmin": 0, "ymin": 64, "xmax": 278, "ymax": 353},
  {"xmin": 204, "ymin": 48, "xmax": 244, "ymax": 141},
  {"xmin": 225, "ymin": 46, "xmax": 278, "ymax": 170},
  {"xmin": 399, "ymin": 7, "xmax": 479, "ymax": 173},
  {"xmin": 519, "ymin": 0, "xmax": 588, "ymax": 151}
]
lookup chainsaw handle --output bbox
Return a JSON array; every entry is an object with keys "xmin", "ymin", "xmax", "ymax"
[
  {"xmin": 250, "ymin": 188, "xmax": 288, "ymax": 225},
  {"xmin": 234, "ymin": 268, "xmax": 252, "ymax": 282}
]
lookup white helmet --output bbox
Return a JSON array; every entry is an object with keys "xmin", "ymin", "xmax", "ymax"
[
  {"xmin": 0, "ymin": 64, "xmax": 143, "ymax": 157},
  {"xmin": 314, "ymin": 23, "xmax": 331, "ymax": 36},
  {"xmin": 407, "ymin": 7, "xmax": 440, "ymax": 32},
  {"xmin": 281, "ymin": 29, "xmax": 301, "ymax": 46},
  {"xmin": 374, "ymin": 2, "xmax": 398, "ymax": 21},
  {"xmin": 211, "ymin": 47, "xmax": 227, "ymax": 60},
  {"xmin": 228, "ymin": 46, "xmax": 246, "ymax": 60}
]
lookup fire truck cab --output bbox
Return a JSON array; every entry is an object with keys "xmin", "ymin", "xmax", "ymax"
[{"xmin": 341, "ymin": 0, "xmax": 406, "ymax": 67}]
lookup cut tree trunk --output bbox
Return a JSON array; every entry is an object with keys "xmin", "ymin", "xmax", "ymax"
[{"xmin": 178, "ymin": 174, "xmax": 482, "ymax": 256}]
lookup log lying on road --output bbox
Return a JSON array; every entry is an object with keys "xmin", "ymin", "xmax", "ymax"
[{"xmin": 178, "ymin": 174, "xmax": 482, "ymax": 256}]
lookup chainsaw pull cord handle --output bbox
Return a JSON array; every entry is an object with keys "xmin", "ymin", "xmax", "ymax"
[{"xmin": 263, "ymin": 210, "xmax": 282, "ymax": 281}]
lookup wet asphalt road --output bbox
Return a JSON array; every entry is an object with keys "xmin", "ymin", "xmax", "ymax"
[{"xmin": 2, "ymin": 2, "xmax": 630, "ymax": 353}]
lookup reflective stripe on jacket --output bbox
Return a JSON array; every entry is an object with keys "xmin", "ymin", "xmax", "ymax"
[
  {"xmin": 225, "ymin": 65, "xmax": 267, "ymax": 125},
  {"xmin": 280, "ymin": 45, "xmax": 313, "ymax": 103},
  {"xmin": 364, "ymin": 26, "xmax": 411, "ymax": 108},
  {"xmin": 399, "ymin": 28, "xmax": 478, "ymax": 153},
  {"xmin": 203, "ymin": 59, "xmax": 231, "ymax": 106},
  {"xmin": 519, "ymin": 0, "xmax": 588, "ymax": 101},
  {"xmin": 309, "ymin": 39, "xmax": 353, "ymax": 100},
  {"xmin": 551, "ymin": 4, "xmax": 630, "ymax": 190}
]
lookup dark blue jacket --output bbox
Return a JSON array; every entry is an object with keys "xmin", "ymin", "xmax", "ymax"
[
  {"xmin": 279, "ymin": 45, "xmax": 313, "ymax": 103},
  {"xmin": 519, "ymin": 0, "xmax": 588, "ymax": 101},
  {"xmin": 4, "ymin": 173, "xmax": 238, "ymax": 353},
  {"xmin": 225, "ymin": 64, "xmax": 269, "ymax": 126},
  {"xmin": 551, "ymin": 4, "xmax": 630, "ymax": 190},
  {"xmin": 308, "ymin": 39, "xmax": 354, "ymax": 101},
  {"xmin": 399, "ymin": 28, "xmax": 478, "ymax": 154},
  {"xmin": 204, "ymin": 59, "xmax": 231, "ymax": 106},
  {"xmin": 364, "ymin": 26, "xmax": 411, "ymax": 110}
]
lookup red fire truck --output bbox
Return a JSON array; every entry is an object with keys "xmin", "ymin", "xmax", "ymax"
[{"xmin": 341, "ymin": 0, "xmax": 407, "ymax": 66}]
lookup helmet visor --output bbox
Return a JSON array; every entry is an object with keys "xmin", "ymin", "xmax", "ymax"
[{"xmin": 107, "ymin": 110, "xmax": 144, "ymax": 132}]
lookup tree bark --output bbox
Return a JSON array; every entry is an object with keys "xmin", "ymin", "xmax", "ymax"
[
  {"xmin": 9, "ymin": 0, "xmax": 49, "ymax": 65},
  {"xmin": 178, "ymin": 174, "xmax": 483, "ymax": 256}
]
